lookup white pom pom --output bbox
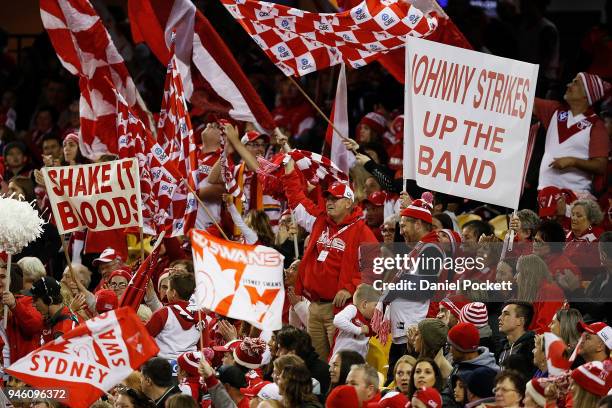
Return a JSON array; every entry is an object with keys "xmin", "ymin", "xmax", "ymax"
[{"xmin": 0, "ymin": 195, "xmax": 45, "ymax": 255}]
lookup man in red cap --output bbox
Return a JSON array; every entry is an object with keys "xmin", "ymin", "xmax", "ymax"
[
  {"xmin": 363, "ymin": 191, "xmax": 387, "ymax": 242},
  {"xmin": 577, "ymin": 321, "xmax": 612, "ymax": 363},
  {"xmin": 533, "ymin": 72, "xmax": 610, "ymax": 194},
  {"xmin": 282, "ymin": 158, "xmax": 378, "ymax": 361}
]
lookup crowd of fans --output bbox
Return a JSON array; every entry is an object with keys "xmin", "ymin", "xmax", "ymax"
[{"xmin": 1, "ymin": 0, "xmax": 612, "ymax": 407}]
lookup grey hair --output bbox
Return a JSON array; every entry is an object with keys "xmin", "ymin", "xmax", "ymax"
[
  {"xmin": 517, "ymin": 209, "xmax": 540, "ymax": 231},
  {"xmin": 572, "ymin": 199, "xmax": 604, "ymax": 225},
  {"xmin": 16, "ymin": 257, "xmax": 46, "ymax": 283},
  {"xmin": 63, "ymin": 264, "xmax": 92, "ymax": 288},
  {"xmin": 350, "ymin": 363, "xmax": 380, "ymax": 389}
]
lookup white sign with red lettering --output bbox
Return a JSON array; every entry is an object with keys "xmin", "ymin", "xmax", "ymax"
[
  {"xmin": 42, "ymin": 158, "xmax": 142, "ymax": 234},
  {"xmin": 191, "ymin": 230, "xmax": 285, "ymax": 331},
  {"xmin": 403, "ymin": 37, "xmax": 539, "ymax": 209}
]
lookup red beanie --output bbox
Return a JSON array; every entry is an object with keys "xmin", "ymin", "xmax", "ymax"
[
  {"xmin": 359, "ymin": 112, "xmax": 387, "ymax": 136},
  {"xmin": 95, "ymin": 289, "xmax": 118, "ymax": 314},
  {"xmin": 447, "ymin": 322, "xmax": 480, "ymax": 352},
  {"xmin": 233, "ymin": 337, "xmax": 267, "ymax": 369},
  {"xmin": 413, "ymin": 387, "xmax": 442, "ymax": 408},
  {"xmin": 109, "ymin": 268, "xmax": 132, "ymax": 282},
  {"xmin": 525, "ymin": 379, "xmax": 546, "ymax": 407},
  {"xmin": 438, "ymin": 229, "xmax": 462, "ymax": 255},
  {"xmin": 177, "ymin": 351, "xmax": 202, "ymax": 378},
  {"xmin": 571, "ymin": 361, "xmax": 612, "ymax": 397},
  {"xmin": 577, "ymin": 72, "xmax": 611, "ymax": 106},
  {"xmin": 326, "ymin": 385, "xmax": 360, "ymax": 408},
  {"xmin": 400, "ymin": 194, "xmax": 433, "ymax": 224},
  {"xmin": 459, "ymin": 302, "xmax": 489, "ymax": 329}
]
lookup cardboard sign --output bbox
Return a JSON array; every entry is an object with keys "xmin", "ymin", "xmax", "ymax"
[
  {"xmin": 403, "ymin": 37, "xmax": 539, "ymax": 209},
  {"xmin": 191, "ymin": 230, "xmax": 285, "ymax": 331},
  {"xmin": 42, "ymin": 159, "xmax": 142, "ymax": 234}
]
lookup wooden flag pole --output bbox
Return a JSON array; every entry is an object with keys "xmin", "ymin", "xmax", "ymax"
[
  {"xmin": 186, "ymin": 184, "xmax": 230, "ymax": 241},
  {"xmin": 60, "ymin": 235, "xmax": 78, "ymax": 286},
  {"xmin": 3, "ymin": 253, "xmax": 11, "ymax": 328},
  {"xmin": 290, "ymin": 212, "xmax": 299, "ymax": 260}
]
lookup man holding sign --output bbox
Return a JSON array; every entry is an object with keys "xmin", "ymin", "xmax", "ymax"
[{"xmin": 404, "ymin": 36, "xmax": 539, "ymax": 210}]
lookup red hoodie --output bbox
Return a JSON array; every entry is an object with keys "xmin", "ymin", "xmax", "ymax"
[
  {"xmin": 282, "ymin": 171, "xmax": 379, "ymax": 302},
  {"xmin": 5, "ymin": 295, "xmax": 44, "ymax": 364},
  {"xmin": 529, "ymin": 281, "xmax": 565, "ymax": 334}
]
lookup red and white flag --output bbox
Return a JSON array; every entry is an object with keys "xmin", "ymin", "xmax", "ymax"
[
  {"xmin": 220, "ymin": 0, "xmax": 438, "ymax": 76},
  {"xmin": 115, "ymin": 88, "xmax": 181, "ymax": 235},
  {"xmin": 220, "ymin": 132, "xmax": 244, "ymax": 202},
  {"xmin": 158, "ymin": 40, "xmax": 199, "ymax": 237},
  {"xmin": 40, "ymin": 0, "xmax": 146, "ymax": 160},
  {"xmin": 128, "ymin": 0, "xmax": 276, "ymax": 130},
  {"xmin": 6, "ymin": 307, "xmax": 159, "ymax": 408},
  {"xmin": 325, "ymin": 64, "xmax": 355, "ymax": 174}
]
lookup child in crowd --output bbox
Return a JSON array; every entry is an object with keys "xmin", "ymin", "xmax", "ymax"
[{"xmin": 330, "ymin": 284, "xmax": 380, "ymax": 359}]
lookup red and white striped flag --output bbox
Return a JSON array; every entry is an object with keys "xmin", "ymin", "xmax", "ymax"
[
  {"xmin": 40, "ymin": 0, "xmax": 146, "ymax": 160},
  {"xmin": 158, "ymin": 39, "xmax": 199, "ymax": 236},
  {"xmin": 325, "ymin": 64, "xmax": 355, "ymax": 174},
  {"xmin": 6, "ymin": 308, "xmax": 159, "ymax": 408},
  {"xmin": 220, "ymin": 0, "xmax": 438, "ymax": 76},
  {"xmin": 128, "ymin": 0, "xmax": 276, "ymax": 130}
]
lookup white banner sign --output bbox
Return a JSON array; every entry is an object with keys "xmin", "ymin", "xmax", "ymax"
[
  {"xmin": 42, "ymin": 158, "xmax": 142, "ymax": 234},
  {"xmin": 191, "ymin": 230, "xmax": 285, "ymax": 331},
  {"xmin": 403, "ymin": 36, "xmax": 538, "ymax": 209}
]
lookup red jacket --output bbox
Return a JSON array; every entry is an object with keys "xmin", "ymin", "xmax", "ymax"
[
  {"xmin": 42, "ymin": 306, "xmax": 79, "ymax": 344},
  {"xmin": 530, "ymin": 281, "xmax": 565, "ymax": 334},
  {"xmin": 282, "ymin": 171, "xmax": 378, "ymax": 301},
  {"xmin": 6, "ymin": 295, "xmax": 44, "ymax": 363}
]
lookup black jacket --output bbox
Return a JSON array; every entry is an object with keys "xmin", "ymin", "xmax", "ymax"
[
  {"xmin": 568, "ymin": 271, "xmax": 612, "ymax": 324},
  {"xmin": 302, "ymin": 349, "xmax": 331, "ymax": 397},
  {"xmin": 498, "ymin": 330, "xmax": 536, "ymax": 377}
]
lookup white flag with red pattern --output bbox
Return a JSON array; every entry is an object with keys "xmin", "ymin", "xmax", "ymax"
[
  {"xmin": 157, "ymin": 40, "xmax": 199, "ymax": 236},
  {"xmin": 6, "ymin": 308, "xmax": 159, "ymax": 408},
  {"xmin": 220, "ymin": 0, "xmax": 438, "ymax": 76},
  {"xmin": 40, "ymin": 0, "xmax": 147, "ymax": 160}
]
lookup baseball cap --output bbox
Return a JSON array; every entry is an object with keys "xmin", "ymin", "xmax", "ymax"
[
  {"xmin": 212, "ymin": 339, "xmax": 241, "ymax": 353},
  {"xmin": 323, "ymin": 182, "xmax": 354, "ymax": 202},
  {"xmin": 217, "ymin": 365, "xmax": 247, "ymax": 389},
  {"xmin": 95, "ymin": 289, "xmax": 118, "ymax": 313},
  {"xmin": 92, "ymin": 247, "xmax": 120, "ymax": 266},
  {"xmin": 28, "ymin": 276, "xmax": 61, "ymax": 300},
  {"xmin": 240, "ymin": 131, "xmax": 270, "ymax": 145},
  {"xmin": 240, "ymin": 380, "xmax": 271, "ymax": 397},
  {"xmin": 578, "ymin": 321, "xmax": 612, "ymax": 349},
  {"xmin": 537, "ymin": 187, "xmax": 576, "ymax": 217},
  {"xmin": 363, "ymin": 191, "xmax": 386, "ymax": 207}
]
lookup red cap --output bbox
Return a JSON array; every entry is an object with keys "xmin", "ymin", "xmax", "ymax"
[
  {"xmin": 177, "ymin": 351, "xmax": 202, "ymax": 378},
  {"xmin": 324, "ymin": 182, "xmax": 355, "ymax": 202},
  {"xmin": 240, "ymin": 380, "xmax": 271, "ymax": 397},
  {"xmin": 537, "ymin": 187, "xmax": 577, "ymax": 217},
  {"xmin": 326, "ymin": 385, "xmax": 360, "ymax": 408},
  {"xmin": 525, "ymin": 379, "xmax": 546, "ymax": 407},
  {"xmin": 358, "ymin": 112, "xmax": 387, "ymax": 136},
  {"xmin": 212, "ymin": 339, "xmax": 241, "ymax": 353},
  {"xmin": 578, "ymin": 321, "xmax": 612, "ymax": 349},
  {"xmin": 95, "ymin": 289, "xmax": 118, "ymax": 314},
  {"xmin": 364, "ymin": 191, "xmax": 386, "ymax": 207},
  {"xmin": 448, "ymin": 322, "xmax": 480, "ymax": 352},
  {"xmin": 577, "ymin": 72, "xmax": 612, "ymax": 106},
  {"xmin": 378, "ymin": 391, "xmax": 409, "ymax": 407},
  {"xmin": 109, "ymin": 268, "xmax": 132, "ymax": 282},
  {"xmin": 240, "ymin": 131, "xmax": 270, "ymax": 145},
  {"xmin": 413, "ymin": 387, "xmax": 443, "ymax": 408}
]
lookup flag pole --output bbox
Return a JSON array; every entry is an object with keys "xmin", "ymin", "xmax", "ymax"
[
  {"xmin": 139, "ymin": 227, "xmax": 145, "ymax": 263},
  {"xmin": 186, "ymin": 184, "xmax": 230, "ymax": 241},
  {"xmin": 3, "ymin": 254, "xmax": 11, "ymax": 329},
  {"xmin": 287, "ymin": 76, "xmax": 350, "ymax": 141},
  {"xmin": 290, "ymin": 212, "xmax": 299, "ymax": 260},
  {"xmin": 60, "ymin": 234, "xmax": 79, "ymax": 287}
]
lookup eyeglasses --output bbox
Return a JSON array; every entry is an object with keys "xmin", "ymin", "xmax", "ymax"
[
  {"xmin": 380, "ymin": 227, "xmax": 395, "ymax": 233},
  {"xmin": 493, "ymin": 386, "xmax": 518, "ymax": 394},
  {"xmin": 109, "ymin": 282, "xmax": 128, "ymax": 288}
]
